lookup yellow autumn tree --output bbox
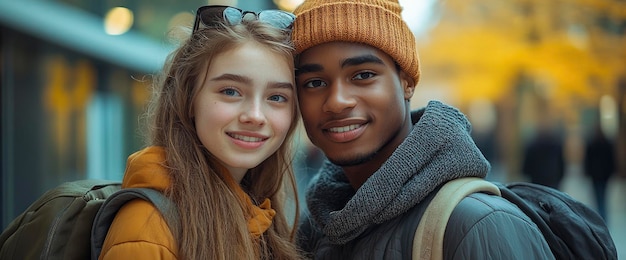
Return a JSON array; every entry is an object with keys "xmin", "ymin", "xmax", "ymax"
[
  {"xmin": 419, "ymin": 0, "xmax": 625, "ymax": 107},
  {"xmin": 417, "ymin": 0, "xmax": 626, "ymax": 177}
]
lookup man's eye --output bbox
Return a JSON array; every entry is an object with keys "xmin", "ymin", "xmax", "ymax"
[
  {"xmin": 303, "ymin": 80, "xmax": 327, "ymax": 88},
  {"xmin": 353, "ymin": 72, "xmax": 375, "ymax": 80}
]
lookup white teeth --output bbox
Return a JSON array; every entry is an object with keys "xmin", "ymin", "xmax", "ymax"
[
  {"xmin": 231, "ymin": 134, "xmax": 263, "ymax": 142},
  {"xmin": 328, "ymin": 124, "xmax": 360, "ymax": 133}
]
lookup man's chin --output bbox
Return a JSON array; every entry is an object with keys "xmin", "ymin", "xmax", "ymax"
[{"xmin": 327, "ymin": 151, "xmax": 377, "ymax": 167}]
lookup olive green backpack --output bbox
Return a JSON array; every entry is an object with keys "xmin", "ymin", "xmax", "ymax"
[{"xmin": 0, "ymin": 179, "xmax": 171, "ymax": 260}]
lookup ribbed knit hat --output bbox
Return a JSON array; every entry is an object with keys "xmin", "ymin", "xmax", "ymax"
[{"xmin": 292, "ymin": 0, "xmax": 420, "ymax": 85}]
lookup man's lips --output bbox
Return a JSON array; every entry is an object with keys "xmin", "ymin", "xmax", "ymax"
[
  {"xmin": 328, "ymin": 124, "xmax": 362, "ymax": 133},
  {"xmin": 321, "ymin": 118, "xmax": 368, "ymax": 130},
  {"xmin": 321, "ymin": 119, "xmax": 368, "ymax": 143}
]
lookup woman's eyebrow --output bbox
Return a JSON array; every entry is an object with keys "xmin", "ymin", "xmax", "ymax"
[
  {"xmin": 210, "ymin": 73, "xmax": 252, "ymax": 84},
  {"xmin": 269, "ymin": 81, "xmax": 295, "ymax": 90}
]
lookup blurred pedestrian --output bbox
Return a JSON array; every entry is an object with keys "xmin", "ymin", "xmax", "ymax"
[
  {"xmin": 522, "ymin": 126, "xmax": 565, "ymax": 189},
  {"xmin": 584, "ymin": 124, "xmax": 616, "ymax": 221}
]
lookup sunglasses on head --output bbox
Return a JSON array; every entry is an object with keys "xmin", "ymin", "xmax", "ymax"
[{"xmin": 192, "ymin": 5, "xmax": 295, "ymax": 33}]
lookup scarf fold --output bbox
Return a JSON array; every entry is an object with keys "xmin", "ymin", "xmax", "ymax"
[
  {"xmin": 306, "ymin": 100, "xmax": 491, "ymax": 244},
  {"xmin": 220, "ymin": 168, "xmax": 276, "ymax": 238},
  {"xmin": 248, "ymin": 198, "xmax": 277, "ymax": 238}
]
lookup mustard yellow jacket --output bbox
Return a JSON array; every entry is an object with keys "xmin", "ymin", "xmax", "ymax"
[{"xmin": 100, "ymin": 146, "xmax": 178, "ymax": 259}]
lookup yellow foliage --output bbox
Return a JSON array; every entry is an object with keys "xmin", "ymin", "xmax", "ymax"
[{"xmin": 418, "ymin": 0, "xmax": 626, "ymax": 113}]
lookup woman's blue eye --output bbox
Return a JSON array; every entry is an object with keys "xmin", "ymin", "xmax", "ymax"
[
  {"xmin": 221, "ymin": 88, "xmax": 240, "ymax": 96},
  {"xmin": 268, "ymin": 95, "xmax": 287, "ymax": 102},
  {"xmin": 353, "ymin": 72, "xmax": 375, "ymax": 80}
]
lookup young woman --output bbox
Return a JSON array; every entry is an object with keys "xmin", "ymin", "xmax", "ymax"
[{"xmin": 99, "ymin": 5, "xmax": 301, "ymax": 260}]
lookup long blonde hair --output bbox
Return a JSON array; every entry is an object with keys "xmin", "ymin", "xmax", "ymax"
[{"xmin": 145, "ymin": 19, "xmax": 301, "ymax": 260}]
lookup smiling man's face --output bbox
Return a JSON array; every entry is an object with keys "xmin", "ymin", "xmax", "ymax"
[{"xmin": 296, "ymin": 41, "xmax": 415, "ymax": 167}]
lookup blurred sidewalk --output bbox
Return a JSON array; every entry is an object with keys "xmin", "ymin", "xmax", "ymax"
[{"xmin": 560, "ymin": 165, "xmax": 625, "ymax": 259}]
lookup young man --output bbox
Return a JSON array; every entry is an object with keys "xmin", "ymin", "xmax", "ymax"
[{"xmin": 291, "ymin": 0, "xmax": 555, "ymax": 259}]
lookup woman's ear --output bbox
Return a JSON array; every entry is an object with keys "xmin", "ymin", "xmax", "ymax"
[{"xmin": 399, "ymin": 70, "xmax": 416, "ymax": 100}]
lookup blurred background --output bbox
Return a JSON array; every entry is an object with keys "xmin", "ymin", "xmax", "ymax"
[{"xmin": 1, "ymin": 0, "xmax": 624, "ymax": 256}]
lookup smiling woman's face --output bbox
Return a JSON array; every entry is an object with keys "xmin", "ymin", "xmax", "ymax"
[{"xmin": 193, "ymin": 41, "xmax": 295, "ymax": 180}]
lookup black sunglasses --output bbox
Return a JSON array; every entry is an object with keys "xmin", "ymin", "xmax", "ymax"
[{"xmin": 192, "ymin": 5, "xmax": 295, "ymax": 32}]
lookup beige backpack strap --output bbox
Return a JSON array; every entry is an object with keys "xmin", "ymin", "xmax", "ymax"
[{"xmin": 412, "ymin": 177, "xmax": 501, "ymax": 260}]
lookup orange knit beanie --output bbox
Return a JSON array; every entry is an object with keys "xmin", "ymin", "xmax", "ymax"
[{"xmin": 292, "ymin": 0, "xmax": 421, "ymax": 85}]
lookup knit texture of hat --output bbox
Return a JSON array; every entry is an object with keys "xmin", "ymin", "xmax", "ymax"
[{"xmin": 292, "ymin": 0, "xmax": 421, "ymax": 85}]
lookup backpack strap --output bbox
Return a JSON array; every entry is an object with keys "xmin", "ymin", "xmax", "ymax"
[
  {"xmin": 90, "ymin": 188, "xmax": 176, "ymax": 260},
  {"xmin": 412, "ymin": 177, "xmax": 500, "ymax": 260}
]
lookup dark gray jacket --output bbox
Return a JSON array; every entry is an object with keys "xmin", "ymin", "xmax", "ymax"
[
  {"xmin": 297, "ymin": 101, "xmax": 555, "ymax": 259},
  {"xmin": 298, "ymin": 192, "xmax": 554, "ymax": 259}
]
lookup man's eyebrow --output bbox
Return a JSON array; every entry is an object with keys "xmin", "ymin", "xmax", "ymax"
[
  {"xmin": 295, "ymin": 64, "xmax": 323, "ymax": 77},
  {"xmin": 341, "ymin": 54, "xmax": 384, "ymax": 68},
  {"xmin": 295, "ymin": 54, "xmax": 384, "ymax": 77}
]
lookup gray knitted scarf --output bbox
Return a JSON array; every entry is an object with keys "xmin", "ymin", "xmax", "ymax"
[{"xmin": 305, "ymin": 100, "xmax": 491, "ymax": 244}]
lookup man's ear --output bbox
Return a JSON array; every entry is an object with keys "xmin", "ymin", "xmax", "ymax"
[{"xmin": 399, "ymin": 70, "xmax": 416, "ymax": 100}]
